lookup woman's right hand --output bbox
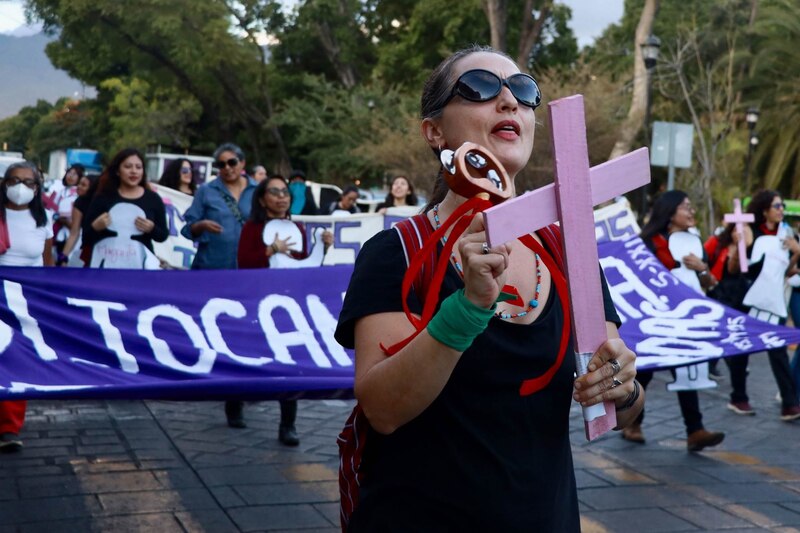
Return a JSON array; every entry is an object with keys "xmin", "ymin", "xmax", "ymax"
[
  {"xmin": 271, "ymin": 232, "xmax": 297, "ymax": 254},
  {"xmin": 191, "ymin": 219, "xmax": 223, "ymax": 235},
  {"xmin": 458, "ymin": 213, "xmax": 510, "ymax": 308},
  {"xmin": 91, "ymin": 212, "xmax": 111, "ymax": 231}
]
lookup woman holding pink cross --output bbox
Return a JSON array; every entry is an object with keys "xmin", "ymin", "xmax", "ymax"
[{"xmin": 334, "ymin": 45, "xmax": 643, "ymax": 531}]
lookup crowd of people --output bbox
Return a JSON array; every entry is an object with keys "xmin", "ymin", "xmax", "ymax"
[{"xmin": 0, "ymin": 42, "xmax": 799, "ymax": 531}]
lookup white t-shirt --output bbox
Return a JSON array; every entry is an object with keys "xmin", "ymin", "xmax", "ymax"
[{"xmin": 0, "ymin": 209, "xmax": 53, "ymax": 266}]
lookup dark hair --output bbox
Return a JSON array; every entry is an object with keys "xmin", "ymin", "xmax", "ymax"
[
  {"xmin": 420, "ymin": 44, "xmax": 516, "ymax": 212},
  {"xmin": 213, "ymin": 142, "xmax": 246, "ymax": 162},
  {"xmin": 159, "ymin": 158, "xmax": 196, "ymax": 194},
  {"xmin": 290, "ymin": 169, "xmax": 306, "ymax": 181},
  {"xmin": 1, "ymin": 162, "xmax": 47, "ymax": 227},
  {"xmin": 62, "ymin": 163, "xmax": 86, "ymax": 186},
  {"xmin": 383, "ymin": 175, "xmax": 418, "ymax": 207},
  {"xmin": 748, "ymin": 189, "xmax": 782, "ymax": 228},
  {"xmin": 79, "ymin": 173, "xmax": 101, "ymax": 200},
  {"xmin": 250, "ymin": 175, "xmax": 290, "ymax": 224},
  {"xmin": 640, "ymin": 190, "xmax": 689, "ymax": 243},
  {"xmin": 341, "ymin": 185, "xmax": 359, "ymax": 199},
  {"xmin": 97, "ymin": 148, "xmax": 148, "ymax": 196}
]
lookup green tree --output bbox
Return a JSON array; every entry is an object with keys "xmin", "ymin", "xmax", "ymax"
[{"xmin": 746, "ymin": 0, "xmax": 800, "ymax": 197}]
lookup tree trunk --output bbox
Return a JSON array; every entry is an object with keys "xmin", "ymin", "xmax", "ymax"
[
  {"xmin": 316, "ymin": 20, "xmax": 358, "ymax": 89},
  {"xmin": 483, "ymin": 0, "xmax": 508, "ymax": 52},
  {"xmin": 608, "ymin": 0, "xmax": 659, "ymax": 160},
  {"xmin": 515, "ymin": 0, "xmax": 551, "ymax": 69}
]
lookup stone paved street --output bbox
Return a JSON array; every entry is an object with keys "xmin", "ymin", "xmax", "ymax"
[{"xmin": 3, "ymin": 353, "xmax": 800, "ymax": 532}]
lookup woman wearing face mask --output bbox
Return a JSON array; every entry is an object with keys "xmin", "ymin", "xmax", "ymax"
[
  {"xmin": 82, "ymin": 148, "xmax": 168, "ymax": 266},
  {"xmin": 0, "ymin": 162, "xmax": 54, "ymax": 453},
  {"xmin": 288, "ymin": 170, "xmax": 319, "ymax": 216}
]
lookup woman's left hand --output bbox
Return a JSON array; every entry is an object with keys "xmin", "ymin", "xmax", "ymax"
[
  {"xmin": 682, "ymin": 253, "xmax": 706, "ymax": 272},
  {"xmin": 573, "ymin": 338, "xmax": 637, "ymax": 408},
  {"xmin": 322, "ymin": 230, "xmax": 334, "ymax": 249},
  {"xmin": 135, "ymin": 216, "xmax": 155, "ymax": 234}
]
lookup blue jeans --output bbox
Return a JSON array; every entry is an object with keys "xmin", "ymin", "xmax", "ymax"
[{"xmin": 790, "ymin": 289, "xmax": 800, "ymax": 397}]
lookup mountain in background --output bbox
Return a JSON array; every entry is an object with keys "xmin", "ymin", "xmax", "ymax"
[{"xmin": 0, "ymin": 32, "xmax": 93, "ymax": 119}]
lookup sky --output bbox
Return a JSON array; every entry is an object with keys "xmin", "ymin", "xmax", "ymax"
[{"xmin": 0, "ymin": 0, "xmax": 624, "ymax": 45}]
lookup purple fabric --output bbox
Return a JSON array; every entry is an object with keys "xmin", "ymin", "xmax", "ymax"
[
  {"xmin": 0, "ymin": 235, "xmax": 798, "ymax": 400},
  {"xmin": 599, "ymin": 237, "xmax": 800, "ymax": 371},
  {"xmin": 0, "ymin": 266, "xmax": 355, "ymax": 400}
]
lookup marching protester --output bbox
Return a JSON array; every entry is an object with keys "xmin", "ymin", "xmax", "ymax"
[
  {"xmin": 334, "ymin": 45, "xmax": 642, "ymax": 531},
  {"xmin": 181, "ymin": 142, "xmax": 257, "ymax": 427},
  {"xmin": 236, "ymin": 176, "xmax": 332, "ymax": 444},
  {"xmin": 59, "ymin": 173, "xmax": 99, "ymax": 266},
  {"xmin": 376, "ymin": 175, "xmax": 418, "ymax": 214},
  {"xmin": 321, "ymin": 185, "xmax": 360, "ymax": 215},
  {"xmin": 727, "ymin": 190, "xmax": 800, "ymax": 419},
  {"xmin": 82, "ymin": 148, "xmax": 168, "ymax": 266},
  {"xmin": 53, "ymin": 164, "xmax": 85, "ymax": 255},
  {"xmin": 252, "ymin": 165, "xmax": 268, "ymax": 183},
  {"xmin": 0, "ymin": 162, "xmax": 54, "ymax": 452},
  {"xmin": 628, "ymin": 190, "xmax": 725, "ymax": 450},
  {"xmin": 704, "ymin": 221, "xmax": 758, "ymax": 413},
  {"xmin": 158, "ymin": 158, "xmax": 196, "ymax": 196},
  {"xmin": 288, "ymin": 170, "xmax": 319, "ymax": 215}
]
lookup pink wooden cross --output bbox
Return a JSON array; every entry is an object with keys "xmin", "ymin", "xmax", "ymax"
[
  {"xmin": 484, "ymin": 95, "xmax": 650, "ymax": 441},
  {"xmin": 723, "ymin": 199, "xmax": 754, "ymax": 273}
]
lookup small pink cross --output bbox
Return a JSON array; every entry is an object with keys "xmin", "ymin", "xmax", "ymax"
[
  {"xmin": 723, "ymin": 199, "xmax": 754, "ymax": 273},
  {"xmin": 484, "ymin": 95, "xmax": 650, "ymax": 440}
]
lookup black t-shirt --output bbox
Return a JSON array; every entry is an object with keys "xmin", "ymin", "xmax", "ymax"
[
  {"xmin": 73, "ymin": 194, "xmax": 91, "ymax": 216},
  {"xmin": 335, "ymin": 228, "xmax": 620, "ymax": 532},
  {"xmin": 82, "ymin": 189, "xmax": 169, "ymax": 253}
]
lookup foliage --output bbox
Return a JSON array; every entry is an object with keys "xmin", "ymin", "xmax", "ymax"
[
  {"xmin": 6, "ymin": 0, "xmax": 795, "ymax": 216},
  {"xmin": 746, "ymin": 0, "xmax": 800, "ymax": 197},
  {"xmin": 100, "ymin": 77, "xmax": 202, "ymax": 155}
]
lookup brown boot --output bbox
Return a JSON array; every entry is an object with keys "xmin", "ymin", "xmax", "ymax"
[
  {"xmin": 686, "ymin": 429, "xmax": 725, "ymax": 452},
  {"xmin": 621, "ymin": 424, "xmax": 645, "ymax": 444}
]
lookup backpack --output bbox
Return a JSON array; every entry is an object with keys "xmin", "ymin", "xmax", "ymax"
[{"xmin": 337, "ymin": 213, "xmax": 564, "ymax": 531}]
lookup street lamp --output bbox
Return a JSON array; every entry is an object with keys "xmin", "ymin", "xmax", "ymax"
[
  {"xmin": 743, "ymin": 107, "xmax": 760, "ymax": 192},
  {"xmin": 639, "ymin": 34, "xmax": 661, "ymax": 218}
]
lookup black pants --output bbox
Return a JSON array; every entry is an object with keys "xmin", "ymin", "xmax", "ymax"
[
  {"xmin": 728, "ymin": 348, "xmax": 799, "ymax": 408},
  {"xmin": 224, "ymin": 400, "xmax": 298, "ymax": 426},
  {"xmin": 728, "ymin": 315, "xmax": 799, "ymax": 408},
  {"xmin": 635, "ymin": 369, "xmax": 704, "ymax": 435}
]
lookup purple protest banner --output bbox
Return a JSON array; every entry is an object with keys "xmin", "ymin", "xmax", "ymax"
[
  {"xmin": 1, "ymin": 233, "xmax": 798, "ymax": 401},
  {"xmin": 0, "ymin": 266, "xmax": 354, "ymax": 401},
  {"xmin": 598, "ymin": 236, "xmax": 800, "ymax": 369}
]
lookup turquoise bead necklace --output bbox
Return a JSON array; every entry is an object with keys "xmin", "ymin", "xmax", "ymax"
[{"xmin": 432, "ymin": 203, "xmax": 541, "ymax": 319}]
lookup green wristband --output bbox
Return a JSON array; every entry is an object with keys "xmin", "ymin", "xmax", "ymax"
[{"xmin": 427, "ymin": 289, "xmax": 495, "ymax": 352}]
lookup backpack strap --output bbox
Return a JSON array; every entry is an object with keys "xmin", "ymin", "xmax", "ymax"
[
  {"xmin": 393, "ymin": 213, "xmax": 437, "ymax": 317},
  {"xmin": 537, "ymin": 223, "xmax": 564, "ymax": 273}
]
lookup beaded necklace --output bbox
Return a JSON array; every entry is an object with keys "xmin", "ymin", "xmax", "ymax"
[{"xmin": 432, "ymin": 203, "xmax": 541, "ymax": 319}]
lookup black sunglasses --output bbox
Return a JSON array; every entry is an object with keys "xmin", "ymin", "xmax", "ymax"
[
  {"xmin": 772, "ymin": 202, "xmax": 786, "ymax": 210},
  {"xmin": 5, "ymin": 177, "xmax": 38, "ymax": 189},
  {"xmin": 213, "ymin": 157, "xmax": 240, "ymax": 169},
  {"xmin": 443, "ymin": 69, "xmax": 542, "ymax": 109}
]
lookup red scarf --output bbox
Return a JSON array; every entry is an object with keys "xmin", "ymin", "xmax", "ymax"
[{"xmin": 651, "ymin": 233, "xmax": 679, "ymax": 270}]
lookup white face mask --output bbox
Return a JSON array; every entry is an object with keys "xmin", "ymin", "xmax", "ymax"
[{"xmin": 6, "ymin": 183, "xmax": 35, "ymax": 206}]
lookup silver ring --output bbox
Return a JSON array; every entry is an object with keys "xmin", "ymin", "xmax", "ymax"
[
  {"xmin": 611, "ymin": 377, "xmax": 623, "ymax": 389},
  {"xmin": 609, "ymin": 359, "xmax": 621, "ymax": 376},
  {"xmin": 481, "ymin": 242, "xmax": 490, "ymax": 255}
]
